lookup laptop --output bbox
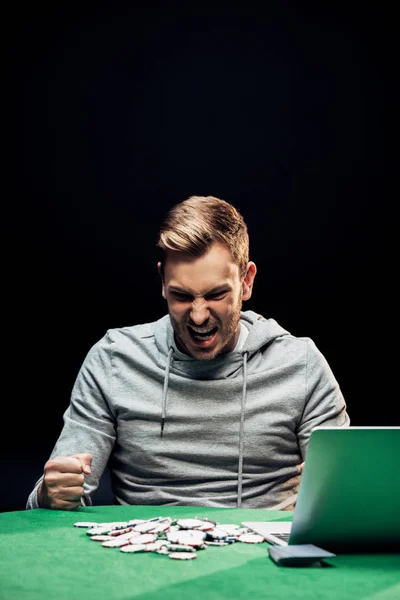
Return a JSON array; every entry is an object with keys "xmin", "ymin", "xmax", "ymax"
[{"xmin": 242, "ymin": 427, "xmax": 400, "ymax": 552}]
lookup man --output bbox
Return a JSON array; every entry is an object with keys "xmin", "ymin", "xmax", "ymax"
[{"xmin": 27, "ymin": 195, "xmax": 350, "ymax": 511}]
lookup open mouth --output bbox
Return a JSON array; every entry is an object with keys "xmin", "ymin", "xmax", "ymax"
[{"xmin": 188, "ymin": 325, "xmax": 218, "ymax": 342}]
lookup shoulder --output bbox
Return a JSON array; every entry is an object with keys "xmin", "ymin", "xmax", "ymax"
[
  {"xmin": 278, "ymin": 335, "xmax": 325, "ymax": 364},
  {"xmin": 107, "ymin": 320, "xmax": 157, "ymax": 341},
  {"xmin": 271, "ymin": 334, "xmax": 316, "ymax": 364},
  {"xmin": 100, "ymin": 320, "xmax": 163, "ymax": 354}
]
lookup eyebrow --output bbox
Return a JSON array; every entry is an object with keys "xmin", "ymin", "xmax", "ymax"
[{"xmin": 167, "ymin": 284, "xmax": 232, "ymax": 295}]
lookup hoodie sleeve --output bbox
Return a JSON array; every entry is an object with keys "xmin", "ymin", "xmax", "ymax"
[
  {"xmin": 297, "ymin": 339, "xmax": 350, "ymax": 459},
  {"xmin": 26, "ymin": 332, "xmax": 117, "ymax": 509}
]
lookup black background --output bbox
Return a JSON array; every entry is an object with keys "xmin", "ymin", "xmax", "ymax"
[{"xmin": 4, "ymin": 1, "xmax": 396, "ymax": 512}]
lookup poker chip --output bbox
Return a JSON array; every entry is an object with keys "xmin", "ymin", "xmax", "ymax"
[
  {"xmin": 143, "ymin": 541, "xmax": 164, "ymax": 552},
  {"xmin": 132, "ymin": 517, "xmax": 165, "ymax": 533},
  {"xmin": 166, "ymin": 530, "xmax": 206, "ymax": 546},
  {"xmin": 129, "ymin": 533, "xmax": 157, "ymax": 545},
  {"xmin": 150, "ymin": 519, "xmax": 172, "ymax": 534},
  {"xmin": 176, "ymin": 518, "xmax": 205, "ymax": 530},
  {"xmin": 96, "ymin": 522, "xmax": 128, "ymax": 529},
  {"xmin": 102, "ymin": 537, "xmax": 131, "ymax": 548},
  {"xmin": 86, "ymin": 526, "xmax": 113, "ymax": 536},
  {"xmin": 205, "ymin": 541, "xmax": 233, "ymax": 546},
  {"xmin": 156, "ymin": 547, "xmax": 170, "ymax": 555},
  {"xmin": 195, "ymin": 517, "xmax": 217, "ymax": 527},
  {"xmin": 205, "ymin": 527, "xmax": 228, "ymax": 540},
  {"xmin": 168, "ymin": 525, "xmax": 180, "ymax": 533},
  {"xmin": 194, "ymin": 522, "xmax": 215, "ymax": 531},
  {"xmin": 109, "ymin": 527, "xmax": 134, "ymax": 536},
  {"xmin": 110, "ymin": 522, "xmax": 130, "ymax": 530},
  {"xmin": 126, "ymin": 519, "xmax": 145, "ymax": 527},
  {"xmin": 95, "ymin": 531, "xmax": 138, "ymax": 545},
  {"xmin": 238, "ymin": 533, "xmax": 265, "ymax": 544},
  {"xmin": 74, "ymin": 522, "xmax": 99, "ymax": 528},
  {"xmin": 166, "ymin": 544, "xmax": 195, "ymax": 552},
  {"xmin": 169, "ymin": 552, "xmax": 197, "ymax": 560},
  {"xmin": 120, "ymin": 544, "xmax": 148, "ymax": 553},
  {"xmin": 218, "ymin": 524, "xmax": 245, "ymax": 535},
  {"xmin": 134, "ymin": 522, "xmax": 161, "ymax": 533}
]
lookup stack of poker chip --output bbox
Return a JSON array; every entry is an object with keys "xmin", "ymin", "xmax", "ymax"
[{"xmin": 74, "ymin": 517, "xmax": 265, "ymax": 561}]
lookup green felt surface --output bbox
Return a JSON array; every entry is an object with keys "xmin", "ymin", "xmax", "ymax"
[{"xmin": 0, "ymin": 506, "xmax": 399, "ymax": 600}]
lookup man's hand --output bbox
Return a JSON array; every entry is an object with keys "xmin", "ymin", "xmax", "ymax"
[
  {"xmin": 299, "ymin": 462, "xmax": 305, "ymax": 473},
  {"xmin": 38, "ymin": 453, "xmax": 92, "ymax": 510}
]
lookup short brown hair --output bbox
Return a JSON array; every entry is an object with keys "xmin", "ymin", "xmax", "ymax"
[{"xmin": 157, "ymin": 195, "xmax": 249, "ymax": 276}]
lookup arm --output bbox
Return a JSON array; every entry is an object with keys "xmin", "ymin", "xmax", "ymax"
[
  {"xmin": 27, "ymin": 333, "xmax": 117, "ymax": 510},
  {"xmin": 297, "ymin": 339, "xmax": 350, "ymax": 459}
]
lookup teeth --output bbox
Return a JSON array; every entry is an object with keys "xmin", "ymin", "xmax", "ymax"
[
  {"xmin": 193, "ymin": 333, "xmax": 214, "ymax": 341},
  {"xmin": 192, "ymin": 329, "xmax": 214, "ymax": 335},
  {"xmin": 189, "ymin": 326, "xmax": 217, "ymax": 340},
  {"xmin": 190, "ymin": 327, "xmax": 215, "ymax": 337}
]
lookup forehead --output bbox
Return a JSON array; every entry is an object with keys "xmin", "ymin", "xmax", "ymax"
[{"xmin": 163, "ymin": 242, "xmax": 240, "ymax": 292}]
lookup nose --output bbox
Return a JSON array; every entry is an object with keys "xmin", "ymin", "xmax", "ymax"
[{"xmin": 190, "ymin": 297, "xmax": 210, "ymax": 325}]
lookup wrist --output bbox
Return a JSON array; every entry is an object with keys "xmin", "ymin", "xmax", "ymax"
[{"xmin": 37, "ymin": 481, "xmax": 49, "ymax": 508}]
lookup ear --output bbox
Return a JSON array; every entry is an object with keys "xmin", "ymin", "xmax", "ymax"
[
  {"xmin": 242, "ymin": 262, "xmax": 257, "ymax": 301},
  {"xmin": 157, "ymin": 262, "xmax": 166, "ymax": 299}
]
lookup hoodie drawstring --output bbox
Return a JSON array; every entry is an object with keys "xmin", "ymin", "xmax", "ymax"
[
  {"xmin": 161, "ymin": 348, "xmax": 173, "ymax": 437},
  {"xmin": 237, "ymin": 351, "xmax": 248, "ymax": 508}
]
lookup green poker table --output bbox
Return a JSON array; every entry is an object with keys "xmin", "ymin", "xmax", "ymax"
[{"xmin": 1, "ymin": 505, "xmax": 399, "ymax": 600}]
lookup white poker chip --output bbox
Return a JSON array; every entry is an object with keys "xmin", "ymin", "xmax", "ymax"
[
  {"xmin": 120, "ymin": 544, "xmax": 147, "ymax": 553},
  {"xmin": 176, "ymin": 518, "xmax": 206, "ymax": 530},
  {"xmin": 206, "ymin": 527, "xmax": 228, "ymax": 540},
  {"xmin": 168, "ymin": 525, "xmax": 180, "ymax": 533},
  {"xmin": 101, "ymin": 522, "xmax": 129, "ymax": 528},
  {"xmin": 104, "ymin": 531, "xmax": 139, "ymax": 543},
  {"xmin": 109, "ymin": 527, "xmax": 134, "ymax": 536},
  {"xmin": 238, "ymin": 533, "xmax": 265, "ymax": 544},
  {"xmin": 90, "ymin": 535, "xmax": 113, "ymax": 542},
  {"xmin": 194, "ymin": 522, "xmax": 215, "ymax": 531},
  {"xmin": 74, "ymin": 521, "xmax": 99, "ymax": 528},
  {"xmin": 169, "ymin": 552, "xmax": 197, "ymax": 560},
  {"xmin": 205, "ymin": 541, "xmax": 232, "ymax": 546},
  {"xmin": 166, "ymin": 544, "xmax": 195, "ymax": 552},
  {"xmin": 86, "ymin": 527, "xmax": 113, "ymax": 536},
  {"xmin": 143, "ymin": 541, "xmax": 164, "ymax": 552},
  {"xmin": 134, "ymin": 522, "xmax": 162, "ymax": 533},
  {"xmin": 167, "ymin": 530, "xmax": 206, "ymax": 546},
  {"xmin": 166, "ymin": 532, "xmax": 182, "ymax": 544},
  {"xmin": 156, "ymin": 547, "xmax": 170, "ymax": 555},
  {"xmin": 102, "ymin": 538, "xmax": 131, "ymax": 548},
  {"xmin": 129, "ymin": 533, "xmax": 157, "ymax": 545},
  {"xmin": 236, "ymin": 528, "xmax": 251, "ymax": 535},
  {"xmin": 217, "ymin": 524, "xmax": 243, "ymax": 535},
  {"xmin": 150, "ymin": 519, "xmax": 172, "ymax": 534}
]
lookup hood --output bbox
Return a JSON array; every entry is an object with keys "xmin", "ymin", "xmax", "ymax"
[{"xmin": 154, "ymin": 310, "xmax": 290, "ymax": 380}]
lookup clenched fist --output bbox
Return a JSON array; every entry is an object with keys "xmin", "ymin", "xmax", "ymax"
[{"xmin": 38, "ymin": 453, "xmax": 92, "ymax": 510}]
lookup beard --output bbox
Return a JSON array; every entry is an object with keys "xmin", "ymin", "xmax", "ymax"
[{"xmin": 169, "ymin": 293, "xmax": 243, "ymax": 360}]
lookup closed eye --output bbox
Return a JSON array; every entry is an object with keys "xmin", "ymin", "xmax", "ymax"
[
  {"xmin": 171, "ymin": 292, "xmax": 192, "ymax": 301},
  {"xmin": 205, "ymin": 291, "xmax": 228, "ymax": 301}
]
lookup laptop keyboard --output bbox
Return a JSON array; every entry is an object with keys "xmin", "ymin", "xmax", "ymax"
[{"xmin": 271, "ymin": 533, "xmax": 291, "ymax": 542}]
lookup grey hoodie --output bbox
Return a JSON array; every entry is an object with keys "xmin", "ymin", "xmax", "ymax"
[{"xmin": 26, "ymin": 310, "xmax": 349, "ymax": 510}]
